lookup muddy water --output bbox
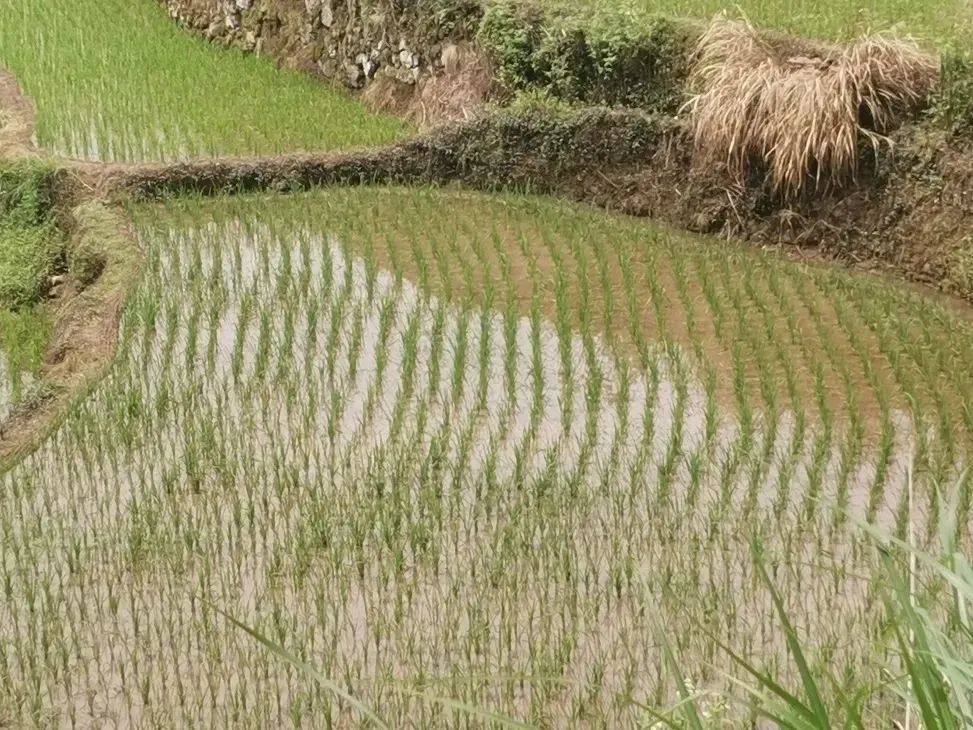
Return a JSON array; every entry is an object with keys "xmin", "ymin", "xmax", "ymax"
[{"xmin": 0, "ymin": 220, "xmax": 957, "ymax": 728}]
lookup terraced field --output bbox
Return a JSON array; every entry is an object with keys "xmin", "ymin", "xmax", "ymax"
[
  {"xmin": 1, "ymin": 0, "xmax": 972, "ymax": 727},
  {"xmin": 0, "ymin": 188, "xmax": 970, "ymax": 726},
  {"xmin": 0, "ymin": 0, "xmax": 406, "ymax": 161},
  {"xmin": 540, "ymin": 0, "xmax": 973, "ymax": 44}
]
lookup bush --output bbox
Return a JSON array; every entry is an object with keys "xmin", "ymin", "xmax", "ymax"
[
  {"xmin": 934, "ymin": 48, "xmax": 973, "ymax": 133},
  {"xmin": 0, "ymin": 162, "xmax": 57, "ymax": 229},
  {"xmin": 0, "ymin": 223, "xmax": 57, "ymax": 308},
  {"xmin": 0, "ymin": 163, "xmax": 60, "ymax": 308},
  {"xmin": 478, "ymin": 0, "xmax": 694, "ymax": 112}
]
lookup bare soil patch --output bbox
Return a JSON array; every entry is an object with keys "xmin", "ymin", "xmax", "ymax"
[{"xmin": 0, "ymin": 68, "xmax": 37, "ymax": 158}]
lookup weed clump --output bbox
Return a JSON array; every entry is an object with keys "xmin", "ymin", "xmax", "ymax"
[
  {"xmin": 945, "ymin": 240, "xmax": 973, "ymax": 297},
  {"xmin": 933, "ymin": 48, "xmax": 973, "ymax": 133},
  {"xmin": 686, "ymin": 16, "xmax": 939, "ymax": 197},
  {"xmin": 0, "ymin": 163, "xmax": 59, "ymax": 307}
]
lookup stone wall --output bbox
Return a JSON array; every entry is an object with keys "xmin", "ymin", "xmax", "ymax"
[{"xmin": 159, "ymin": 0, "xmax": 482, "ymax": 88}]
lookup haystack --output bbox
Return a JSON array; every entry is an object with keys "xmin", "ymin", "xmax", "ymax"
[{"xmin": 686, "ymin": 17, "xmax": 939, "ymax": 196}]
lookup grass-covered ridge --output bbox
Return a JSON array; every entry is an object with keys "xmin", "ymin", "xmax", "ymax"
[
  {"xmin": 0, "ymin": 0, "xmax": 408, "ymax": 162},
  {"xmin": 0, "ymin": 186, "xmax": 969, "ymax": 726}
]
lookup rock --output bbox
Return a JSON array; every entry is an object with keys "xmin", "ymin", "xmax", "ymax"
[
  {"xmin": 205, "ymin": 20, "xmax": 225, "ymax": 39},
  {"xmin": 356, "ymin": 52, "xmax": 376, "ymax": 79},
  {"xmin": 344, "ymin": 61, "xmax": 362, "ymax": 86},
  {"xmin": 321, "ymin": 1, "xmax": 333, "ymax": 28}
]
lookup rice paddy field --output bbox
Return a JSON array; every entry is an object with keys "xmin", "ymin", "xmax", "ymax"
[
  {"xmin": 0, "ymin": 0, "xmax": 407, "ymax": 161},
  {"xmin": 538, "ymin": 0, "xmax": 973, "ymax": 45},
  {"xmin": 0, "ymin": 187, "xmax": 969, "ymax": 726},
  {"xmin": 1, "ymin": 0, "xmax": 972, "ymax": 727}
]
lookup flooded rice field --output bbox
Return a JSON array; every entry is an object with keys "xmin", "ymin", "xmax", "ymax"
[{"xmin": 0, "ymin": 189, "xmax": 970, "ymax": 727}]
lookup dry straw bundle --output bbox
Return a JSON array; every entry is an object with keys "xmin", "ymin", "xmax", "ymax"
[{"xmin": 686, "ymin": 17, "xmax": 939, "ymax": 197}]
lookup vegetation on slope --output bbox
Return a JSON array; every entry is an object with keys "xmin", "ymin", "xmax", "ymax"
[{"xmin": 0, "ymin": 163, "xmax": 58, "ymax": 307}]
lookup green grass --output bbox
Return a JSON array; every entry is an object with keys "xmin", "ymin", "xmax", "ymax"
[
  {"xmin": 0, "ymin": 223, "xmax": 56, "ymax": 307},
  {"xmin": 0, "ymin": 186, "xmax": 969, "ymax": 726},
  {"xmin": 0, "ymin": 305, "xmax": 51, "ymax": 400},
  {"xmin": 0, "ymin": 163, "xmax": 59, "ymax": 411},
  {"xmin": 534, "ymin": 0, "xmax": 973, "ymax": 45},
  {"xmin": 0, "ymin": 0, "xmax": 407, "ymax": 162}
]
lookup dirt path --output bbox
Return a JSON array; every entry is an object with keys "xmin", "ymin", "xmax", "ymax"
[{"xmin": 0, "ymin": 68, "xmax": 38, "ymax": 158}]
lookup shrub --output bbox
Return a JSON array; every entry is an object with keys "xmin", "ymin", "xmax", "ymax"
[
  {"xmin": 0, "ymin": 163, "xmax": 60, "ymax": 308},
  {"xmin": 933, "ymin": 48, "xmax": 973, "ymax": 133},
  {"xmin": 477, "ymin": 0, "xmax": 693, "ymax": 112}
]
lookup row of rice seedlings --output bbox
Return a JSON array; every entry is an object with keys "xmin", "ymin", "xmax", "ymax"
[
  {"xmin": 821, "ymin": 270, "xmax": 973, "ymax": 480},
  {"xmin": 0, "ymin": 0, "xmax": 405, "ymax": 161},
  {"xmin": 817, "ymin": 274, "xmax": 963, "ymax": 537}
]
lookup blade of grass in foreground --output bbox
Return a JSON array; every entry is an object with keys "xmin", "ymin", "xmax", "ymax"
[
  {"xmin": 885, "ymin": 555, "xmax": 961, "ymax": 730},
  {"xmin": 753, "ymin": 544, "xmax": 834, "ymax": 728},
  {"xmin": 215, "ymin": 606, "xmax": 535, "ymax": 728},
  {"xmin": 213, "ymin": 607, "xmax": 391, "ymax": 729}
]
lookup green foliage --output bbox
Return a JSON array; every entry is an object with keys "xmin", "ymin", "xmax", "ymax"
[
  {"xmin": 0, "ymin": 163, "xmax": 59, "ymax": 308},
  {"xmin": 0, "ymin": 305, "xmax": 51, "ymax": 397},
  {"xmin": 478, "ymin": 0, "xmax": 693, "ymax": 112},
  {"xmin": 0, "ymin": 225, "xmax": 56, "ymax": 308},
  {"xmin": 0, "ymin": 163, "xmax": 57, "ymax": 229},
  {"xmin": 944, "ymin": 240, "xmax": 973, "ymax": 296},
  {"xmin": 479, "ymin": 1, "xmax": 546, "ymax": 90},
  {"xmin": 934, "ymin": 49, "xmax": 973, "ymax": 133}
]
